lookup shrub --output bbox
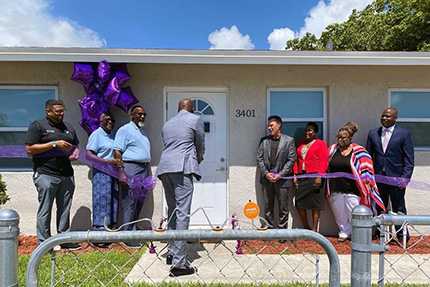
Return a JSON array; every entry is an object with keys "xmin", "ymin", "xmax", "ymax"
[{"xmin": 0, "ymin": 174, "xmax": 10, "ymax": 205}]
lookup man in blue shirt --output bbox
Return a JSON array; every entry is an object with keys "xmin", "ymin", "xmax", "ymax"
[{"xmin": 114, "ymin": 105, "xmax": 151, "ymax": 247}]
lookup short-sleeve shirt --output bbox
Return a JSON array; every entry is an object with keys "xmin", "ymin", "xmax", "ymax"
[
  {"xmin": 86, "ymin": 127, "xmax": 115, "ymax": 160},
  {"xmin": 113, "ymin": 121, "xmax": 151, "ymax": 162},
  {"xmin": 25, "ymin": 117, "xmax": 79, "ymax": 177}
]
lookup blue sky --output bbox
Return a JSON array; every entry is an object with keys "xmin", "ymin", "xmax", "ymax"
[{"xmin": 1, "ymin": 0, "xmax": 373, "ymax": 50}]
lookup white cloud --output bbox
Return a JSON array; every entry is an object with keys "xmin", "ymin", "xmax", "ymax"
[
  {"xmin": 208, "ymin": 25, "xmax": 254, "ymax": 50},
  {"xmin": 267, "ymin": 0, "xmax": 373, "ymax": 50},
  {"xmin": 0, "ymin": 0, "xmax": 106, "ymax": 47},
  {"xmin": 298, "ymin": 0, "xmax": 373, "ymax": 38},
  {"xmin": 267, "ymin": 28, "xmax": 295, "ymax": 50}
]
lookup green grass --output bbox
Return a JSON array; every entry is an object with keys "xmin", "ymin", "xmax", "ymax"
[
  {"xmin": 18, "ymin": 250, "xmax": 329, "ymax": 287},
  {"xmin": 19, "ymin": 248, "xmax": 144, "ymax": 286},
  {"xmin": 18, "ymin": 250, "xmax": 426, "ymax": 287}
]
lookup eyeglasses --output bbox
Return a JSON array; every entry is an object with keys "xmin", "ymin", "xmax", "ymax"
[
  {"xmin": 51, "ymin": 109, "xmax": 65, "ymax": 114},
  {"xmin": 136, "ymin": 112, "xmax": 147, "ymax": 117},
  {"xmin": 105, "ymin": 118, "xmax": 115, "ymax": 123},
  {"xmin": 337, "ymin": 136, "xmax": 351, "ymax": 140}
]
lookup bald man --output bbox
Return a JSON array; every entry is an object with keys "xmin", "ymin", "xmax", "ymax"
[
  {"xmin": 366, "ymin": 107, "xmax": 414, "ymax": 242},
  {"xmin": 156, "ymin": 98, "xmax": 205, "ymax": 277}
]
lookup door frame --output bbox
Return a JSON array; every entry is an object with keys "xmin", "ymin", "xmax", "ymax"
[{"xmin": 162, "ymin": 87, "xmax": 230, "ymax": 226}]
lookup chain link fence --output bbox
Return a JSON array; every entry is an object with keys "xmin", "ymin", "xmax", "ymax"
[
  {"xmin": 4, "ymin": 206, "xmax": 430, "ymax": 287},
  {"xmin": 375, "ymin": 212, "xmax": 430, "ymax": 286},
  {"xmin": 24, "ymin": 228, "xmax": 340, "ymax": 287}
]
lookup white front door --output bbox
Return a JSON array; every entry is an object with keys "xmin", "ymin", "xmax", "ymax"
[{"xmin": 166, "ymin": 91, "xmax": 228, "ymax": 226}]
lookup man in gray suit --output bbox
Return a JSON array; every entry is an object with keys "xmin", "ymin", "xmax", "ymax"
[
  {"xmin": 156, "ymin": 98, "xmax": 205, "ymax": 277},
  {"xmin": 257, "ymin": 115, "xmax": 296, "ymax": 236}
]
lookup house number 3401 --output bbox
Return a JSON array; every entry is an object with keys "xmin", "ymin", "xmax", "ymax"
[{"xmin": 235, "ymin": 109, "xmax": 255, "ymax": 117}]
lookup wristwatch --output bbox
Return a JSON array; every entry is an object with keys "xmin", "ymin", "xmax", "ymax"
[{"xmin": 52, "ymin": 141, "xmax": 56, "ymax": 148}]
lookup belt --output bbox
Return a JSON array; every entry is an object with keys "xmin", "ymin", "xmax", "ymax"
[{"xmin": 123, "ymin": 161, "xmax": 149, "ymax": 165}]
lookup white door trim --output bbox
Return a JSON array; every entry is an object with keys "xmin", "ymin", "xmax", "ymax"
[{"xmin": 162, "ymin": 87, "xmax": 230, "ymax": 226}]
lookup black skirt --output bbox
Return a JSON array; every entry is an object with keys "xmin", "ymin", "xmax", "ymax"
[{"xmin": 295, "ymin": 176, "xmax": 325, "ymax": 210}]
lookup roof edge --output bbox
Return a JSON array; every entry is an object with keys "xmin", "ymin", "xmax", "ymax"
[{"xmin": 0, "ymin": 47, "xmax": 429, "ymax": 65}]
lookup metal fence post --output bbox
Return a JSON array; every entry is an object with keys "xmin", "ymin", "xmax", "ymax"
[
  {"xmin": 351, "ymin": 205, "xmax": 373, "ymax": 287},
  {"xmin": 0, "ymin": 209, "xmax": 20, "ymax": 287}
]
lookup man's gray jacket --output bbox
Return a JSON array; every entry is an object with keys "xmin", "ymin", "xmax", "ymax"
[
  {"xmin": 156, "ymin": 110, "xmax": 205, "ymax": 180},
  {"xmin": 256, "ymin": 134, "xmax": 296, "ymax": 188}
]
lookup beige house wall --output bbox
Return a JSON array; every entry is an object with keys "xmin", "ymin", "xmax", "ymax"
[{"xmin": 1, "ymin": 62, "xmax": 430, "ymax": 236}]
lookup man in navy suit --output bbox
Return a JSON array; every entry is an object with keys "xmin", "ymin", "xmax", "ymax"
[{"xmin": 366, "ymin": 107, "xmax": 414, "ymax": 241}]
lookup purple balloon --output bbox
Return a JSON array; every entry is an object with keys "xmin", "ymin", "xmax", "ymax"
[
  {"xmin": 115, "ymin": 87, "xmax": 139, "ymax": 113},
  {"xmin": 85, "ymin": 84, "xmax": 98, "ymax": 95},
  {"xmin": 78, "ymin": 94, "xmax": 108, "ymax": 120},
  {"xmin": 97, "ymin": 60, "xmax": 111, "ymax": 89},
  {"xmin": 71, "ymin": 63, "xmax": 94, "ymax": 91},
  {"xmin": 74, "ymin": 61, "xmax": 138, "ymax": 135},
  {"xmin": 103, "ymin": 77, "xmax": 121, "ymax": 108},
  {"xmin": 112, "ymin": 63, "xmax": 132, "ymax": 86},
  {"xmin": 79, "ymin": 118, "xmax": 100, "ymax": 136}
]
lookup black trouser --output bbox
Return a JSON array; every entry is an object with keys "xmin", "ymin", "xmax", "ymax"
[
  {"xmin": 377, "ymin": 182, "xmax": 410, "ymax": 241},
  {"xmin": 264, "ymin": 183, "xmax": 289, "ymax": 229}
]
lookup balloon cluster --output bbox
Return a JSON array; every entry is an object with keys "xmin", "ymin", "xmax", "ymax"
[{"xmin": 71, "ymin": 61, "xmax": 139, "ymax": 135}]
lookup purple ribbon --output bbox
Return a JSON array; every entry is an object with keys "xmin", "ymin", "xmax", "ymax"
[
  {"xmin": 0, "ymin": 146, "xmax": 27, "ymax": 158},
  {"xmin": 1, "ymin": 146, "xmax": 426, "ymax": 190},
  {"xmin": 268, "ymin": 167, "xmax": 427, "ymax": 190},
  {"xmin": 1, "ymin": 146, "xmax": 157, "ymax": 201},
  {"xmin": 129, "ymin": 174, "xmax": 157, "ymax": 202},
  {"xmin": 281, "ymin": 172, "xmax": 418, "ymax": 189}
]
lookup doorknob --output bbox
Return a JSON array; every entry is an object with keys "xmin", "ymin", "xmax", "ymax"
[{"xmin": 216, "ymin": 167, "xmax": 226, "ymax": 172}]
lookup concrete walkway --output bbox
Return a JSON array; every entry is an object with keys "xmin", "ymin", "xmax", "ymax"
[{"xmin": 126, "ymin": 241, "xmax": 430, "ymax": 285}]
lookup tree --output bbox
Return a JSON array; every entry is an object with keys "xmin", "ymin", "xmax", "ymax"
[{"xmin": 286, "ymin": 0, "xmax": 430, "ymax": 51}]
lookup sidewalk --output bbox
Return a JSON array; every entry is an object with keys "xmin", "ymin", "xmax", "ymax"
[{"xmin": 126, "ymin": 241, "xmax": 430, "ymax": 284}]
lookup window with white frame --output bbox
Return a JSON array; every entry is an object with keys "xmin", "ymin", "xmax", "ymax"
[
  {"xmin": 0, "ymin": 87, "xmax": 57, "ymax": 170},
  {"xmin": 268, "ymin": 89, "xmax": 326, "ymax": 143},
  {"xmin": 390, "ymin": 89, "xmax": 430, "ymax": 149}
]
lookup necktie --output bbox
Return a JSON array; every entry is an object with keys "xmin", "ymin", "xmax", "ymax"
[{"xmin": 382, "ymin": 129, "xmax": 390, "ymax": 153}]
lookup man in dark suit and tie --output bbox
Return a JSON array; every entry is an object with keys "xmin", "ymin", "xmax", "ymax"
[
  {"xmin": 257, "ymin": 115, "xmax": 296, "ymax": 237},
  {"xmin": 156, "ymin": 98, "xmax": 205, "ymax": 277},
  {"xmin": 366, "ymin": 107, "xmax": 414, "ymax": 242}
]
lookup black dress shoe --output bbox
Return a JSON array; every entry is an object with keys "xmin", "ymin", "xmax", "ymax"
[
  {"xmin": 169, "ymin": 266, "xmax": 197, "ymax": 277},
  {"xmin": 60, "ymin": 243, "xmax": 81, "ymax": 250},
  {"xmin": 166, "ymin": 255, "xmax": 173, "ymax": 265},
  {"xmin": 94, "ymin": 242, "xmax": 111, "ymax": 248},
  {"xmin": 124, "ymin": 242, "xmax": 142, "ymax": 248}
]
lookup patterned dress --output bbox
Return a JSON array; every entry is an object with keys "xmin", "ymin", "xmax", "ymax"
[
  {"xmin": 92, "ymin": 168, "xmax": 118, "ymax": 230},
  {"xmin": 86, "ymin": 127, "xmax": 119, "ymax": 231}
]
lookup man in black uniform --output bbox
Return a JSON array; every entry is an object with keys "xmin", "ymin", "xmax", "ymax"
[{"xmin": 25, "ymin": 99, "xmax": 80, "ymax": 249}]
